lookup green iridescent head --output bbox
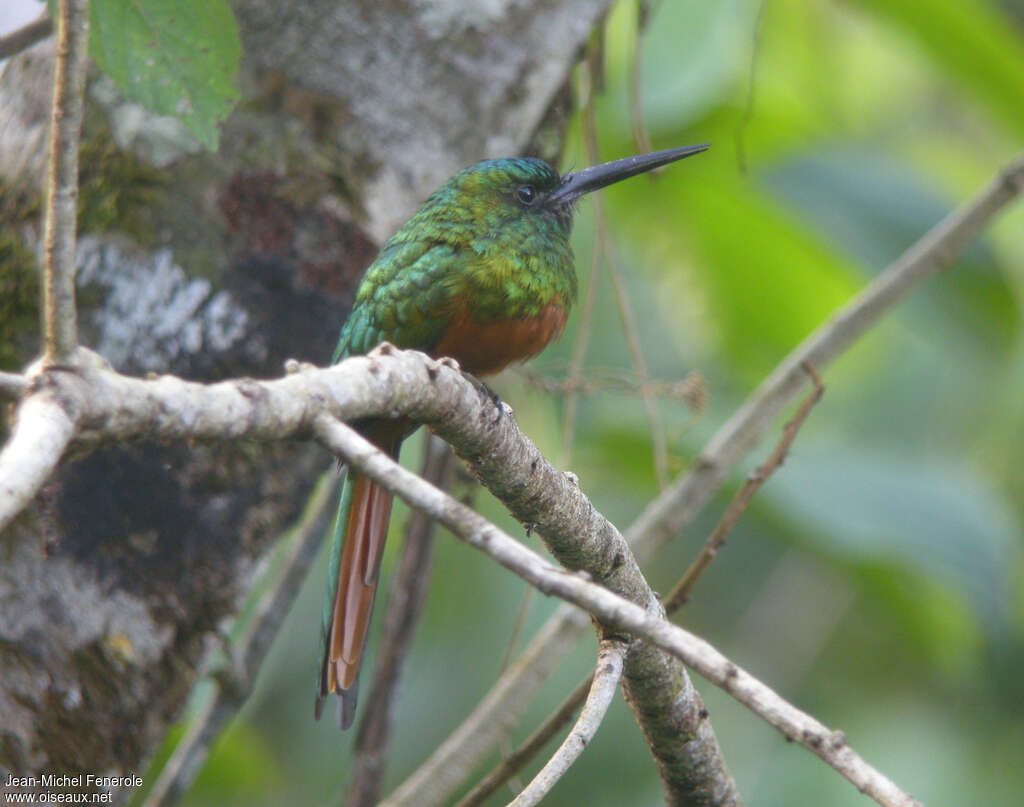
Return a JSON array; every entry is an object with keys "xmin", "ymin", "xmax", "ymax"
[
  {"xmin": 335, "ymin": 145, "xmax": 709, "ymax": 361},
  {"xmin": 401, "ymin": 145, "xmax": 710, "ymax": 243},
  {"xmin": 406, "ymin": 157, "xmax": 573, "ymax": 238}
]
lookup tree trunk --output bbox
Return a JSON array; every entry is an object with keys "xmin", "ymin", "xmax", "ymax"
[{"xmin": 0, "ymin": 0, "xmax": 610, "ymax": 796}]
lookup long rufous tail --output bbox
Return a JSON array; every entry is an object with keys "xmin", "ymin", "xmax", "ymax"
[{"xmin": 316, "ymin": 425, "xmax": 401, "ymax": 729}]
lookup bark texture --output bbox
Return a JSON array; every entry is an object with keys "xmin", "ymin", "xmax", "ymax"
[{"xmin": 0, "ymin": 0, "xmax": 609, "ymax": 792}]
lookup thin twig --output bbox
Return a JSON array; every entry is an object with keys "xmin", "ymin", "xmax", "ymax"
[
  {"xmin": 521, "ymin": 366, "xmax": 705, "ymax": 409},
  {"xmin": 385, "ymin": 151, "xmax": 1024, "ymax": 807},
  {"xmin": 494, "ymin": 575, "xmax": 538, "ymax": 796},
  {"xmin": 346, "ymin": 435, "xmax": 456, "ymax": 807},
  {"xmin": 141, "ymin": 474, "xmax": 338, "ymax": 807},
  {"xmin": 0, "ymin": 14, "xmax": 53, "ymax": 61},
  {"xmin": 582, "ymin": 63, "xmax": 670, "ymax": 489},
  {"xmin": 387, "ymin": 608, "xmax": 592, "ymax": 807},
  {"xmin": 506, "ymin": 640, "xmax": 627, "ymax": 807},
  {"xmin": 663, "ymin": 362, "xmax": 823, "ymax": 612},
  {"xmin": 462, "ymin": 363, "xmax": 823, "ymax": 801},
  {"xmin": 42, "ymin": 0, "xmax": 89, "ymax": 364},
  {"xmin": 558, "ymin": 232, "xmax": 600, "ymax": 470},
  {"xmin": 313, "ymin": 414, "xmax": 921, "ymax": 807},
  {"xmin": 601, "ymin": 230, "xmax": 670, "ymax": 488},
  {"xmin": 559, "ymin": 62, "xmax": 603, "ymax": 470},
  {"xmin": 735, "ymin": 0, "xmax": 767, "ymax": 174},
  {"xmin": 629, "ymin": 2, "xmax": 653, "ymax": 156},
  {"xmin": 453, "ymin": 674, "xmax": 594, "ymax": 807},
  {"xmin": 0, "ymin": 371, "xmax": 29, "ymax": 399}
]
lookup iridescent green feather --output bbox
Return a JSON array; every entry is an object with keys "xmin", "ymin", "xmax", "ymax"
[
  {"xmin": 320, "ymin": 157, "xmax": 580, "ymax": 722},
  {"xmin": 333, "ymin": 158, "xmax": 578, "ymax": 363}
]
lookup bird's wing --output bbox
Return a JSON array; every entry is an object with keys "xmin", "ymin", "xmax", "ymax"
[{"xmin": 332, "ymin": 241, "xmax": 465, "ymax": 362}]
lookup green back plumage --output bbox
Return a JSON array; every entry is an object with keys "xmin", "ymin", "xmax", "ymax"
[{"xmin": 333, "ymin": 158, "xmax": 579, "ymax": 363}]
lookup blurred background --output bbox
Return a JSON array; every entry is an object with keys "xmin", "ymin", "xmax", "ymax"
[{"xmin": 7, "ymin": 0, "xmax": 1023, "ymax": 804}]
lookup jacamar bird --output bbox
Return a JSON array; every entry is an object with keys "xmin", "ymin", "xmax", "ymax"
[{"xmin": 316, "ymin": 143, "xmax": 709, "ymax": 728}]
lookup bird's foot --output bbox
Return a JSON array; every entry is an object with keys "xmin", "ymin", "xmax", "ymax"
[{"xmin": 469, "ymin": 375, "xmax": 505, "ymax": 428}]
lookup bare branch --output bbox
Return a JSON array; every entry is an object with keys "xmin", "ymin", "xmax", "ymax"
[
  {"xmin": 558, "ymin": 238, "xmax": 600, "ymax": 469},
  {"xmin": 346, "ymin": 436, "xmax": 456, "ymax": 807},
  {"xmin": 453, "ymin": 674, "xmax": 594, "ymax": 807},
  {"xmin": 734, "ymin": 0, "xmax": 767, "ymax": 174},
  {"xmin": 0, "ymin": 371, "xmax": 29, "ymax": 399},
  {"xmin": 142, "ymin": 474, "xmax": 338, "ymax": 807},
  {"xmin": 628, "ymin": 2, "xmax": 653, "ymax": 156},
  {"xmin": 558, "ymin": 61, "xmax": 603, "ymax": 470},
  {"xmin": 522, "ymin": 366, "xmax": 706, "ymax": 410},
  {"xmin": 0, "ymin": 347, "xmax": 738, "ymax": 804},
  {"xmin": 663, "ymin": 363, "xmax": 823, "ymax": 612},
  {"xmin": 461, "ymin": 364, "xmax": 823, "ymax": 801},
  {"xmin": 582, "ymin": 71, "xmax": 670, "ymax": 489},
  {"xmin": 41, "ymin": 0, "xmax": 89, "ymax": 363},
  {"xmin": 0, "ymin": 384, "xmax": 76, "ymax": 531},
  {"xmin": 0, "ymin": 14, "xmax": 53, "ymax": 61},
  {"xmin": 506, "ymin": 640, "xmax": 626, "ymax": 807},
  {"xmin": 389, "ymin": 151, "xmax": 1024, "ymax": 806},
  {"xmin": 387, "ymin": 606, "xmax": 591, "ymax": 807},
  {"xmin": 312, "ymin": 414, "xmax": 920, "ymax": 807}
]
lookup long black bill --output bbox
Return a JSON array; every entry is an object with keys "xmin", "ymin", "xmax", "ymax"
[{"xmin": 549, "ymin": 143, "xmax": 709, "ymax": 205}]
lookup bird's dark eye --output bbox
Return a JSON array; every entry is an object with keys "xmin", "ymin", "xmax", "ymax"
[{"xmin": 516, "ymin": 185, "xmax": 537, "ymax": 205}]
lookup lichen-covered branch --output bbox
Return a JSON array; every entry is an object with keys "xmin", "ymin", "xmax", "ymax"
[
  {"xmin": 0, "ymin": 344, "xmax": 741, "ymax": 804},
  {"xmin": 0, "ymin": 382, "xmax": 76, "ymax": 531}
]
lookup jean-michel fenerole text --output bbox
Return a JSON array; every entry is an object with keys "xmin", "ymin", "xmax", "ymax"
[{"xmin": 4, "ymin": 773, "xmax": 143, "ymax": 789}]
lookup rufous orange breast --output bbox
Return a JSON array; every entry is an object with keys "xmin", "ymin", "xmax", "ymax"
[{"xmin": 432, "ymin": 302, "xmax": 568, "ymax": 376}]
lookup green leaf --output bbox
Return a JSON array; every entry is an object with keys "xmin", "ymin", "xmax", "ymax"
[
  {"xmin": 87, "ymin": 0, "xmax": 240, "ymax": 150},
  {"xmin": 604, "ymin": 159, "xmax": 862, "ymax": 379},
  {"xmin": 768, "ymin": 445, "xmax": 1020, "ymax": 632},
  {"xmin": 763, "ymin": 148, "xmax": 1020, "ymax": 352},
  {"xmin": 850, "ymin": 0, "xmax": 1024, "ymax": 139}
]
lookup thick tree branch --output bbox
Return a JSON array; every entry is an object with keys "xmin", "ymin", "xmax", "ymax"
[
  {"xmin": 41, "ymin": 0, "xmax": 89, "ymax": 363},
  {"xmin": 0, "ymin": 383, "xmax": 76, "ymax": 530},
  {"xmin": 0, "ymin": 346, "xmax": 738, "ymax": 804},
  {"xmin": 508, "ymin": 639, "xmax": 626, "ymax": 807},
  {"xmin": 389, "ymin": 150, "xmax": 1024, "ymax": 805},
  {"xmin": 312, "ymin": 414, "xmax": 920, "ymax": 807},
  {"xmin": 461, "ymin": 364, "xmax": 824, "ymax": 802}
]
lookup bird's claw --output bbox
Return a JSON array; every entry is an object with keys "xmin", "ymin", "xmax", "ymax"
[{"xmin": 469, "ymin": 375, "xmax": 505, "ymax": 428}]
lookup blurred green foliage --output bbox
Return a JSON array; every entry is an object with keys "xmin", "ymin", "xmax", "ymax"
[
  {"xmin": 171, "ymin": 0, "xmax": 1024, "ymax": 805},
  {"xmin": 48, "ymin": 0, "xmax": 240, "ymax": 149}
]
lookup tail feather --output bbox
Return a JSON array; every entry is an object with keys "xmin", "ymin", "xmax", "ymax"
[{"xmin": 316, "ymin": 427, "xmax": 401, "ymax": 729}]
